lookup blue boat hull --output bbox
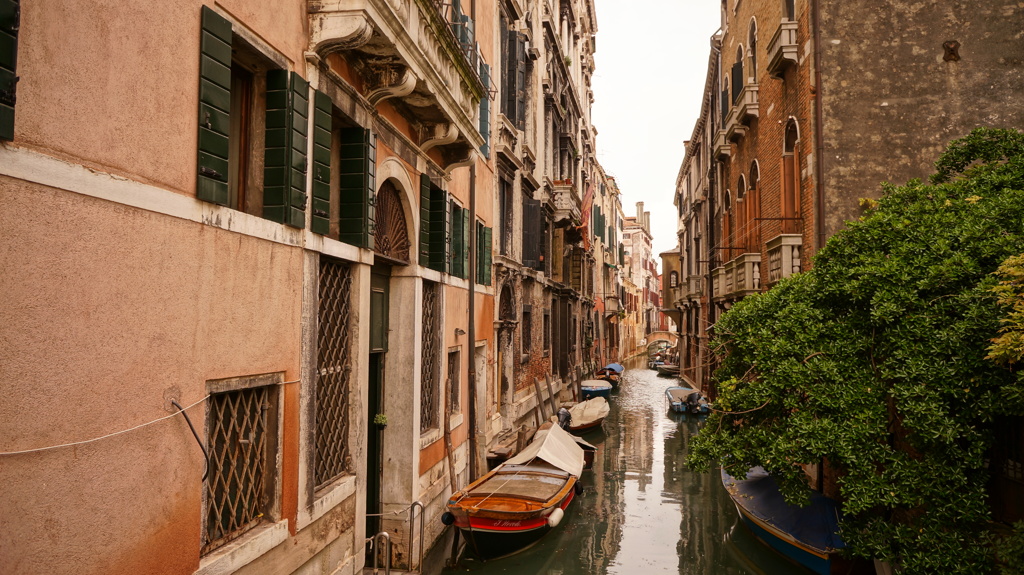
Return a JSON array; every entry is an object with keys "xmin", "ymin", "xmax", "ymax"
[
  {"xmin": 722, "ymin": 468, "xmax": 845, "ymax": 575},
  {"xmin": 732, "ymin": 504, "xmax": 832, "ymax": 574},
  {"xmin": 581, "ymin": 387, "xmax": 611, "ymax": 401}
]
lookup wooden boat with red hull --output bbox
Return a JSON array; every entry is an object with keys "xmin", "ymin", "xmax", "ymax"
[{"xmin": 443, "ymin": 423, "xmax": 585, "ymax": 560}]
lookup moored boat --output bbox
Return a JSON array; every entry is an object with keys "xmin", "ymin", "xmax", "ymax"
[
  {"xmin": 722, "ymin": 467, "xmax": 854, "ymax": 575},
  {"xmin": 595, "ymin": 363, "xmax": 624, "ymax": 388},
  {"xmin": 563, "ymin": 396, "xmax": 610, "ymax": 432},
  {"xmin": 655, "ymin": 363, "xmax": 680, "ymax": 377},
  {"xmin": 580, "ymin": 379, "xmax": 613, "ymax": 400},
  {"xmin": 444, "ymin": 423, "xmax": 585, "ymax": 560},
  {"xmin": 665, "ymin": 386, "xmax": 710, "ymax": 415}
]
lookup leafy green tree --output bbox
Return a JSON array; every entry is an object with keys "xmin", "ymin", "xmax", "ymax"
[{"xmin": 688, "ymin": 128, "xmax": 1024, "ymax": 573}]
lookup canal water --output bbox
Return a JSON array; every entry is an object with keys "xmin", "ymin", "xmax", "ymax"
[{"xmin": 430, "ymin": 360, "xmax": 813, "ymax": 575}]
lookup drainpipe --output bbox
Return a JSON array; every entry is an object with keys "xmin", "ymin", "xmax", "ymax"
[
  {"xmin": 812, "ymin": 0, "xmax": 826, "ymax": 251},
  {"xmin": 468, "ymin": 161, "xmax": 481, "ymax": 481}
]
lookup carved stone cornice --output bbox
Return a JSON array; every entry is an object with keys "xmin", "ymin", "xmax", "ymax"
[{"xmin": 366, "ymin": 60, "xmax": 418, "ymax": 106}]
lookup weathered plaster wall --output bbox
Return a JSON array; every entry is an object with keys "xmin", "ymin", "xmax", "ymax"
[
  {"xmin": 16, "ymin": 0, "xmax": 307, "ymax": 196},
  {"xmin": 819, "ymin": 0, "xmax": 1024, "ymax": 238},
  {"xmin": 0, "ymin": 178, "xmax": 303, "ymax": 574}
]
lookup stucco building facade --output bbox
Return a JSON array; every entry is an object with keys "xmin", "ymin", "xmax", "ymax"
[
  {"xmin": 0, "ymin": 1, "xmax": 630, "ymax": 574},
  {"xmin": 669, "ymin": 0, "xmax": 1024, "ymax": 400}
]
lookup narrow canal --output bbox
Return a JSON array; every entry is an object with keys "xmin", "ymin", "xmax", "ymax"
[{"xmin": 429, "ymin": 360, "xmax": 813, "ymax": 574}]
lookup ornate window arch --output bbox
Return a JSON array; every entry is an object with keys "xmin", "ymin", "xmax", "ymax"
[{"xmin": 374, "ymin": 179, "xmax": 411, "ymax": 263}]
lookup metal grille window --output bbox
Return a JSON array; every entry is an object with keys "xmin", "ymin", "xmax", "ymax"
[
  {"xmin": 315, "ymin": 258, "xmax": 353, "ymax": 488},
  {"xmin": 447, "ymin": 349, "xmax": 461, "ymax": 415},
  {"xmin": 421, "ymin": 281, "xmax": 441, "ymax": 432},
  {"xmin": 204, "ymin": 385, "xmax": 271, "ymax": 554}
]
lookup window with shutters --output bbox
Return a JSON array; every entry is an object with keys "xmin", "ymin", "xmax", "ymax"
[
  {"xmin": 196, "ymin": 6, "xmax": 308, "ymax": 228},
  {"xmin": 522, "ymin": 307, "xmax": 532, "ymax": 353},
  {"xmin": 447, "ymin": 349, "xmax": 461, "ymax": 415},
  {"xmin": 499, "ymin": 10, "xmax": 526, "ymax": 131},
  {"xmin": 0, "ymin": 0, "xmax": 19, "ymax": 141},
  {"xmin": 499, "ymin": 176, "xmax": 513, "ymax": 256},
  {"xmin": 543, "ymin": 311, "xmax": 550, "ymax": 357},
  {"xmin": 420, "ymin": 175, "xmax": 449, "ymax": 273},
  {"xmin": 522, "ymin": 190, "xmax": 542, "ymax": 270},
  {"xmin": 202, "ymin": 373, "xmax": 281, "ymax": 555},
  {"xmin": 476, "ymin": 221, "xmax": 492, "ymax": 285},
  {"xmin": 782, "ymin": 120, "xmax": 801, "ymax": 234}
]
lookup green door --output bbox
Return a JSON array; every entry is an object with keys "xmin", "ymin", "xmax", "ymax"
[{"xmin": 366, "ymin": 265, "xmax": 389, "ymax": 547}]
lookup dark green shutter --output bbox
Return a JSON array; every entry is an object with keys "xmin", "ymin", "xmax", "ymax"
[
  {"xmin": 311, "ymin": 90, "xmax": 332, "ymax": 235},
  {"xmin": 337, "ymin": 128, "xmax": 376, "ymax": 248},
  {"xmin": 515, "ymin": 33, "xmax": 526, "ymax": 130},
  {"xmin": 419, "ymin": 173, "xmax": 431, "ymax": 266},
  {"xmin": 476, "ymin": 222, "xmax": 483, "ymax": 284},
  {"xmin": 0, "ymin": 0, "xmax": 19, "ymax": 141},
  {"xmin": 478, "ymin": 62, "xmax": 490, "ymax": 156},
  {"xmin": 451, "ymin": 202, "xmax": 464, "ymax": 279},
  {"xmin": 483, "ymin": 226, "xmax": 492, "ymax": 286},
  {"xmin": 429, "ymin": 188, "xmax": 448, "ymax": 272},
  {"xmin": 264, "ymin": 70, "xmax": 308, "ymax": 229},
  {"xmin": 462, "ymin": 209, "xmax": 470, "ymax": 279},
  {"xmin": 197, "ymin": 6, "xmax": 232, "ymax": 205},
  {"xmin": 619, "ymin": 243, "xmax": 624, "ymax": 265}
]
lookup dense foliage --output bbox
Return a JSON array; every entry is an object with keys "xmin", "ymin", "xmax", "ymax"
[{"xmin": 688, "ymin": 128, "xmax": 1024, "ymax": 573}]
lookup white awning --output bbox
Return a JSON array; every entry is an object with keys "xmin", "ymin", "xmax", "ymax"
[{"xmin": 505, "ymin": 421, "xmax": 585, "ymax": 477}]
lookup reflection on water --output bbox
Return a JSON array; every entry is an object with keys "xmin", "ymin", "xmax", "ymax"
[{"xmin": 436, "ymin": 359, "xmax": 813, "ymax": 575}]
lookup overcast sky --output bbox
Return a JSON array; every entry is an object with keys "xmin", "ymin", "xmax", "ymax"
[{"xmin": 591, "ymin": 1, "xmax": 722, "ymax": 268}]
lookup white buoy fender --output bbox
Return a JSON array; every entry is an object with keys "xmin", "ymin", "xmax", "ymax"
[{"xmin": 546, "ymin": 507, "xmax": 564, "ymax": 528}]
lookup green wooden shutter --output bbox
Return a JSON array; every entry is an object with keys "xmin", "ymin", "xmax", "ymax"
[
  {"xmin": 475, "ymin": 221, "xmax": 483, "ymax": 284},
  {"xmin": 337, "ymin": 128, "xmax": 376, "ymax": 248},
  {"xmin": 311, "ymin": 90, "xmax": 332, "ymax": 235},
  {"xmin": 478, "ymin": 62, "xmax": 490, "ymax": 156},
  {"xmin": 429, "ymin": 188, "xmax": 448, "ymax": 272},
  {"xmin": 451, "ymin": 201, "xmax": 464, "ymax": 279},
  {"xmin": 419, "ymin": 173, "xmax": 431, "ymax": 266},
  {"xmin": 483, "ymin": 226, "xmax": 492, "ymax": 286},
  {"xmin": 196, "ymin": 6, "xmax": 232, "ymax": 205},
  {"xmin": 264, "ymin": 70, "xmax": 308, "ymax": 228},
  {"xmin": 462, "ymin": 209, "xmax": 470, "ymax": 279},
  {"xmin": 0, "ymin": 0, "xmax": 19, "ymax": 141}
]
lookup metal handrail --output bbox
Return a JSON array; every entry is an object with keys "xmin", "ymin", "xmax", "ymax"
[
  {"xmin": 370, "ymin": 531, "xmax": 391, "ymax": 575},
  {"xmin": 409, "ymin": 501, "xmax": 425, "ymax": 573}
]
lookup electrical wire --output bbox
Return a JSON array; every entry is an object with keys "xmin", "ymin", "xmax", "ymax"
[
  {"xmin": 0, "ymin": 395, "xmax": 210, "ymax": 456},
  {"xmin": 1, "ymin": 378, "xmax": 300, "ymax": 457},
  {"xmin": 172, "ymin": 398, "xmax": 210, "ymax": 481}
]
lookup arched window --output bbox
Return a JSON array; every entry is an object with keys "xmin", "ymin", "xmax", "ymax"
[
  {"xmin": 749, "ymin": 161, "xmax": 761, "ymax": 249},
  {"xmin": 732, "ymin": 46, "xmax": 744, "ymax": 104},
  {"xmin": 748, "ymin": 20, "xmax": 758, "ymax": 83},
  {"xmin": 783, "ymin": 0, "xmax": 795, "ymax": 21},
  {"xmin": 737, "ymin": 175, "xmax": 748, "ymax": 252},
  {"xmin": 669, "ymin": 271, "xmax": 679, "ymax": 288},
  {"xmin": 723, "ymin": 190, "xmax": 734, "ymax": 252},
  {"xmin": 782, "ymin": 120, "xmax": 801, "ymax": 233}
]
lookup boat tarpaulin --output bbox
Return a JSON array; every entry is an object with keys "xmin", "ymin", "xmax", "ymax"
[
  {"xmin": 568, "ymin": 397, "xmax": 610, "ymax": 427},
  {"xmin": 722, "ymin": 467, "xmax": 845, "ymax": 553},
  {"xmin": 506, "ymin": 421, "xmax": 585, "ymax": 477}
]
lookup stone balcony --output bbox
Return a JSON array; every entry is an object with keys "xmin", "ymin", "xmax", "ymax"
[
  {"xmin": 713, "ymin": 128, "xmax": 731, "ymax": 160},
  {"xmin": 604, "ymin": 295, "xmax": 620, "ymax": 316},
  {"xmin": 550, "ymin": 179, "xmax": 581, "ymax": 224},
  {"xmin": 308, "ymin": 0, "xmax": 487, "ymax": 166},
  {"xmin": 765, "ymin": 234, "xmax": 802, "ymax": 286},
  {"xmin": 767, "ymin": 20, "xmax": 799, "ymax": 79},
  {"xmin": 724, "ymin": 83, "xmax": 758, "ymax": 143},
  {"xmin": 711, "ymin": 253, "xmax": 761, "ymax": 301},
  {"xmin": 684, "ymin": 274, "xmax": 703, "ymax": 301}
]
